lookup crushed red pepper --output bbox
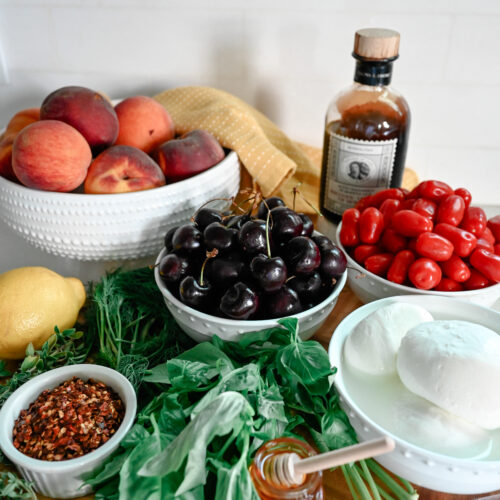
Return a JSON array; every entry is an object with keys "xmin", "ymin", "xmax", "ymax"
[{"xmin": 12, "ymin": 376, "xmax": 125, "ymax": 461}]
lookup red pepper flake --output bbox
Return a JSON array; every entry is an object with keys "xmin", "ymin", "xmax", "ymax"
[{"xmin": 12, "ymin": 377, "xmax": 125, "ymax": 461}]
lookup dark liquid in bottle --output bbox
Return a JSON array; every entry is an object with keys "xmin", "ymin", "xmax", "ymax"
[{"xmin": 320, "ymin": 98, "xmax": 410, "ymax": 223}]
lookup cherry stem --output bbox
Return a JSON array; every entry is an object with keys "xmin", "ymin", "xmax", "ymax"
[
  {"xmin": 200, "ymin": 249, "xmax": 218, "ymax": 286},
  {"xmin": 191, "ymin": 197, "xmax": 234, "ymax": 225},
  {"xmin": 292, "ymin": 185, "xmax": 323, "ymax": 217},
  {"xmin": 285, "ymin": 275, "xmax": 296, "ymax": 283},
  {"xmin": 263, "ymin": 199, "xmax": 272, "ymax": 258}
]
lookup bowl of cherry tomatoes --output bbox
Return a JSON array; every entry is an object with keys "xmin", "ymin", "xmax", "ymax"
[{"xmin": 336, "ymin": 180, "xmax": 500, "ymax": 307}]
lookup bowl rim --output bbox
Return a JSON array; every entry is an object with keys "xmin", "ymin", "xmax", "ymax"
[
  {"xmin": 0, "ymin": 150, "xmax": 239, "ymax": 200},
  {"xmin": 0, "ymin": 364, "xmax": 137, "ymax": 473},
  {"xmin": 154, "ymin": 244, "xmax": 348, "ymax": 326},
  {"xmin": 328, "ymin": 294, "xmax": 500, "ymax": 468},
  {"xmin": 335, "ymin": 222, "xmax": 500, "ymax": 298}
]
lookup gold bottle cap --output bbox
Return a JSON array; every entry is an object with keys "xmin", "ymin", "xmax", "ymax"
[{"xmin": 354, "ymin": 28, "xmax": 400, "ymax": 60}]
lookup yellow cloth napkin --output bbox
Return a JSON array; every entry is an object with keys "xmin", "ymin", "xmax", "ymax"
[{"xmin": 154, "ymin": 86, "xmax": 417, "ymax": 214}]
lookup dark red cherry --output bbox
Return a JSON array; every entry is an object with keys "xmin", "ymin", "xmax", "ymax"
[
  {"xmin": 299, "ymin": 213, "xmax": 314, "ymax": 237},
  {"xmin": 206, "ymin": 256, "xmax": 245, "ymax": 290},
  {"xmin": 204, "ymin": 222, "xmax": 238, "ymax": 253},
  {"xmin": 239, "ymin": 220, "xmax": 268, "ymax": 255},
  {"xmin": 257, "ymin": 196, "xmax": 286, "ymax": 220},
  {"xmin": 172, "ymin": 224, "xmax": 202, "ymax": 253},
  {"xmin": 179, "ymin": 276, "xmax": 211, "ymax": 310},
  {"xmin": 164, "ymin": 226, "xmax": 179, "ymax": 252},
  {"xmin": 270, "ymin": 207, "xmax": 303, "ymax": 244},
  {"xmin": 220, "ymin": 282, "xmax": 259, "ymax": 319},
  {"xmin": 193, "ymin": 208, "xmax": 223, "ymax": 231},
  {"xmin": 250, "ymin": 254, "xmax": 287, "ymax": 292},
  {"xmin": 159, "ymin": 253, "xmax": 191, "ymax": 285},
  {"xmin": 321, "ymin": 246, "xmax": 347, "ymax": 279},
  {"xmin": 265, "ymin": 286, "xmax": 302, "ymax": 318},
  {"xmin": 288, "ymin": 272, "xmax": 322, "ymax": 303},
  {"xmin": 285, "ymin": 236, "xmax": 321, "ymax": 275},
  {"xmin": 312, "ymin": 234, "xmax": 334, "ymax": 253}
]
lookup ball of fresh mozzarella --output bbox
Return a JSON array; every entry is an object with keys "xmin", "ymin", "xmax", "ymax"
[
  {"xmin": 344, "ymin": 302, "xmax": 433, "ymax": 375},
  {"xmin": 397, "ymin": 320, "xmax": 500, "ymax": 430}
]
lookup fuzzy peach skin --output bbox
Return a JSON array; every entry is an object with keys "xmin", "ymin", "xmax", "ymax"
[
  {"xmin": 0, "ymin": 108, "xmax": 40, "ymax": 180},
  {"xmin": 84, "ymin": 145, "xmax": 166, "ymax": 194},
  {"xmin": 40, "ymin": 86, "xmax": 119, "ymax": 153},
  {"xmin": 114, "ymin": 96, "xmax": 175, "ymax": 153},
  {"xmin": 12, "ymin": 120, "xmax": 92, "ymax": 192},
  {"xmin": 155, "ymin": 129, "xmax": 225, "ymax": 183}
]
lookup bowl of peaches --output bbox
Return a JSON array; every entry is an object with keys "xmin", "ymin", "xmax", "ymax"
[{"xmin": 0, "ymin": 86, "xmax": 240, "ymax": 260}]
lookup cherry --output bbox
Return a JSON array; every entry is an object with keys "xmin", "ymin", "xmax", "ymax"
[
  {"xmin": 225, "ymin": 214, "xmax": 251, "ymax": 230},
  {"xmin": 164, "ymin": 226, "xmax": 179, "ymax": 252},
  {"xmin": 204, "ymin": 222, "xmax": 238, "ymax": 253},
  {"xmin": 206, "ymin": 256, "xmax": 245, "ymax": 290},
  {"xmin": 179, "ymin": 276, "xmax": 211, "ymax": 310},
  {"xmin": 285, "ymin": 236, "xmax": 321, "ymax": 275},
  {"xmin": 239, "ymin": 220, "xmax": 268, "ymax": 255},
  {"xmin": 265, "ymin": 286, "xmax": 302, "ymax": 318},
  {"xmin": 193, "ymin": 208, "xmax": 223, "ymax": 231},
  {"xmin": 220, "ymin": 282, "xmax": 259, "ymax": 319},
  {"xmin": 257, "ymin": 196, "xmax": 285, "ymax": 220},
  {"xmin": 172, "ymin": 224, "xmax": 202, "ymax": 253},
  {"xmin": 321, "ymin": 246, "xmax": 347, "ymax": 279},
  {"xmin": 299, "ymin": 213, "xmax": 314, "ymax": 237},
  {"xmin": 288, "ymin": 272, "xmax": 322, "ymax": 303},
  {"xmin": 159, "ymin": 253, "xmax": 191, "ymax": 285},
  {"xmin": 312, "ymin": 234, "xmax": 334, "ymax": 253},
  {"xmin": 270, "ymin": 207, "xmax": 303, "ymax": 244},
  {"xmin": 250, "ymin": 254, "xmax": 287, "ymax": 292}
]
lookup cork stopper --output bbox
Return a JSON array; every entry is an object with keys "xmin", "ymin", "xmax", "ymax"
[{"xmin": 354, "ymin": 28, "xmax": 400, "ymax": 60}]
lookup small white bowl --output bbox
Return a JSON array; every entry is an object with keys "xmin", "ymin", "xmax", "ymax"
[
  {"xmin": 154, "ymin": 246, "xmax": 347, "ymax": 343},
  {"xmin": 0, "ymin": 364, "xmax": 137, "ymax": 499},
  {"xmin": 335, "ymin": 222, "xmax": 500, "ymax": 308},
  {"xmin": 329, "ymin": 295, "xmax": 500, "ymax": 494},
  {"xmin": 0, "ymin": 150, "xmax": 240, "ymax": 261}
]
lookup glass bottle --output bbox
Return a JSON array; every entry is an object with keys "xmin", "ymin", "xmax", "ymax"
[
  {"xmin": 249, "ymin": 437, "xmax": 324, "ymax": 500},
  {"xmin": 320, "ymin": 28, "xmax": 411, "ymax": 223}
]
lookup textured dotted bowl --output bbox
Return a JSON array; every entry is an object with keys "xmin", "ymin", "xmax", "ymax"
[
  {"xmin": 0, "ymin": 151, "xmax": 240, "ymax": 261},
  {"xmin": 329, "ymin": 295, "xmax": 500, "ymax": 494},
  {"xmin": 154, "ymin": 246, "xmax": 347, "ymax": 343},
  {"xmin": 335, "ymin": 222, "xmax": 500, "ymax": 308}
]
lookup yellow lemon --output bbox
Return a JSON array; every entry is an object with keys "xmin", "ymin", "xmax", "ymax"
[{"xmin": 0, "ymin": 266, "xmax": 86, "ymax": 359}]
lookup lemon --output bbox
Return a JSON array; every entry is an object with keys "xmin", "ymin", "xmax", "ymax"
[{"xmin": 0, "ymin": 266, "xmax": 86, "ymax": 359}]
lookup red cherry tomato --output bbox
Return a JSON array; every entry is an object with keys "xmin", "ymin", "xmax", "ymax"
[
  {"xmin": 340, "ymin": 208, "xmax": 360, "ymax": 247},
  {"xmin": 463, "ymin": 268, "xmax": 491, "ymax": 290},
  {"xmin": 381, "ymin": 228, "xmax": 407, "ymax": 254},
  {"xmin": 441, "ymin": 255, "xmax": 471, "ymax": 283},
  {"xmin": 495, "ymin": 243, "xmax": 500, "ymax": 256},
  {"xmin": 412, "ymin": 198, "xmax": 437, "ymax": 220},
  {"xmin": 476, "ymin": 238, "xmax": 494, "ymax": 252},
  {"xmin": 434, "ymin": 223, "xmax": 477, "ymax": 258},
  {"xmin": 469, "ymin": 249, "xmax": 500, "ymax": 283},
  {"xmin": 406, "ymin": 185, "xmax": 420, "ymax": 199},
  {"xmin": 359, "ymin": 207, "xmax": 384, "ymax": 244},
  {"xmin": 353, "ymin": 244, "xmax": 381, "ymax": 265},
  {"xmin": 387, "ymin": 249, "xmax": 415, "ymax": 285},
  {"xmin": 400, "ymin": 199, "xmax": 416, "ymax": 210},
  {"xmin": 454, "ymin": 187, "xmax": 472, "ymax": 209},
  {"xmin": 355, "ymin": 195, "xmax": 374, "ymax": 212},
  {"xmin": 436, "ymin": 195, "xmax": 465, "ymax": 226},
  {"xmin": 364, "ymin": 253, "xmax": 393, "ymax": 276},
  {"xmin": 460, "ymin": 206, "xmax": 487, "ymax": 236},
  {"xmin": 407, "ymin": 238, "xmax": 418, "ymax": 254},
  {"xmin": 379, "ymin": 198, "xmax": 401, "ymax": 226},
  {"xmin": 408, "ymin": 258, "xmax": 442, "ymax": 290},
  {"xmin": 369, "ymin": 188, "xmax": 406, "ymax": 208},
  {"xmin": 415, "ymin": 232, "xmax": 454, "ymax": 262},
  {"xmin": 418, "ymin": 180, "xmax": 453, "ymax": 202},
  {"xmin": 487, "ymin": 215, "xmax": 500, "ymax": 242},
  {"xmin": 481, "ymin": 227, "xmax": 496, "ymax": 246},
  {"xmin": 435, "ymin": 278, "xmax": 463, "ymax": 292},
  {"xmin": 392, "ymin": 210, "xmax": 433, "ymax": 237}
]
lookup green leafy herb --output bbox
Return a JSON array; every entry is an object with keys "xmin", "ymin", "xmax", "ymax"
[{"xmin": 0, "ymin": 471, "xmax": 36, "ymax": 499}]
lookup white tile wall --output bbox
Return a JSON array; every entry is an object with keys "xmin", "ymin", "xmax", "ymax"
[{"xmin": 0, "ymin": 0, "xmax": 499, "ymax": 207}]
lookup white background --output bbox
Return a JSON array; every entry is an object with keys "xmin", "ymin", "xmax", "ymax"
[{"xmin": 0, "ymin": 0, "xmax": 499, "ymax": 277}]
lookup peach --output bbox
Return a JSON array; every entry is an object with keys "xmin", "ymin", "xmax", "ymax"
[
  {"xmin": 155, "ymin": 129, "xmax": 225, "ymax": 183},
  {"xmin": 84, "ymin": 145, "xmax": 166, "ymax": 194},
  {"xmin": 114, "ymin": 96, "xmax": 175, "ymax": 153},
  {"xmin": 40, "ymin": 86, "xmax": 119, "ymax": 153},
  {"xmin": 12, "ymin": 120, "xmax": 92, "ymax": 192},
  {"xmin": 0, "ymin": 108, "xmax": 40, "ymax": 181}
]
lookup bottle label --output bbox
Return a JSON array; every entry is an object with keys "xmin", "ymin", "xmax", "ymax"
[{"xmin": 323, "ymin": 132, "xmax": 397, "ymax": 216}]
